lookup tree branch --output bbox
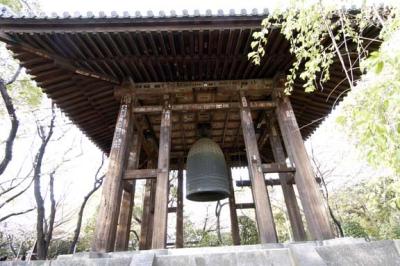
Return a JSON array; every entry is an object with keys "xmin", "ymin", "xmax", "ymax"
[
  {"xmin": 69, "ymin": 154, "xmax": 105, "ymax": 254},
  {"xmin": 0, "ymin": 69, "xmax": 20, "ymax": 175},
  {"xmin": 33, "ymin": 103, "xmax": 56, "ymax": 260},
  {"xmin": 0, "ymin": 177, "xmax": 34, "ymax": 209},
  {"xmin": 0, "ymin": 207, "xmax": 35, "ymax": 223}
]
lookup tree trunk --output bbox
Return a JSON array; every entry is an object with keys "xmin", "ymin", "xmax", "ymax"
[
  {"xmin": 0, "ymin": 77, "xmax": 19, "ymax": 176},
  {"xmin": 33, "ymin": 105, "xmax": 56, "ymax": 260}
]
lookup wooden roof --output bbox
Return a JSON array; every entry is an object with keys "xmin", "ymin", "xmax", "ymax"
[{"xmin": 0, "ymin": 10, "xmax": 380, "ymax": 165}]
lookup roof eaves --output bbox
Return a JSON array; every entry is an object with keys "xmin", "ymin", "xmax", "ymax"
[{"xmin": 0, "ymin": 7, "xmax": 269, "ymax": 20}]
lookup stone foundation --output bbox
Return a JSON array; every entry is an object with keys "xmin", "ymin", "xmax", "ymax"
[{"xmin": 2, "ymin": 238, "xmax": 400, "ymax": 266}]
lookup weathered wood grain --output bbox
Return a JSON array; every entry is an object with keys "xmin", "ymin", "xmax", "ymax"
[
  {"xmin": 91, "ymin": 97, "xmax": 133, "ymax": 252},
  {"xmin": 274, "ymin": 83, "xmax": 334, "ymax": 240},
  {"xmin": 239, "ymin": 92, "xmax": 278, "ymax": 243}
]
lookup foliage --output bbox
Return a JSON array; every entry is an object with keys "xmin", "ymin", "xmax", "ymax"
[
  {"xmin": 341, "ymin": 221, "xmax": 368, "ymax": 238},
  {"xmin": 273, "ymin": 208, "xmax": 291, "ymax": 243},
  {"xmin": 336, "ymin": 27, "xmax": 400, "ymax": 176},
  {"xmin": 238, "ymin": 215, "xmax": 259, "ymax": 245},
  {"xmin": 251, "ymin": 0, "xmax": 400, "ymax": 210},
  {"xmin": 47, "ymin": 239, "xmax": 71, "ymax": 259},
  {"xmin": 6, "ymin": 78, "xmax": 43, "ymax": 109},
  {"xmin": 249, "ymin": 1, "xmax": 396, "ymax": 94},
  {"xmin": 0, "ymin": 0, "xmax": 22, "ymax": 11},
  {"xmin": 0, "ymin": 0, "xmax": 43, "ymax": 116},
  {"xmin": 0, "ymin": 229, "xmax": 35, "ymax": 260},
  {"xmin": 75, "ymin": 214, "xmax": 97, "ymax": 252},
  {"xmin": 331, "ymin": 176, "xmax": 400, "ymax": 240}
]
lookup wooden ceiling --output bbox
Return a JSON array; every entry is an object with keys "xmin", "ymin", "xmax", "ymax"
[{"xmin": 0, "ymin": 10, "xmax": 380, "ymax": 165}]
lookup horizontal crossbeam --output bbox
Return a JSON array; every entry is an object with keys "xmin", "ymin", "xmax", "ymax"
[
  {"xmin": 261, "ymin": 163, "xmax": 296, "ymax": 173},
  {"xmin": 123, "ymin": 169, "xmax": 158, "ymax": 180},
  {"xmin": 235, "ymin": 203, "xmax": 255, "ymax": 209},
  {"xmin": 236, "ymin": 177, "xmax": 322, "ymax": 187},
  {"xmin": 115, "ymin": 79, "xmax": 273, "ymax": 97},
  {"xmin": 132, "ymin": 101, "xmax": 276, "ymax": 114}
]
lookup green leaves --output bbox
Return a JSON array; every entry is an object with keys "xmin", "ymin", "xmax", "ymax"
[
  {"xmin": 5, "ymin": 78, "xmax": 43, "ymax": 111},
  {"xmin": 337, "ymin": 25, "xmax": 400, "ymax": 176},
  {"xmin": 333, "ymin": 176, "xmax": 400, "ymax": 240},
  {"xmin": 375, "ymin": 61, "xmax": 384, "ymax": 74},
  {"xmin": 0, "ymin": 0, "xmax": 23, "ymax": 12}
]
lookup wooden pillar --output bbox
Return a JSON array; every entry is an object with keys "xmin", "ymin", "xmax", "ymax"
[
  {"xmin": 274, "ymin": 85, "xmax": 333, "ymax": 240},
  {"xmin": 151, "ymin": 103, "xmax": 172, "ymax": 249},
  {"xmin": 139, "ymin": 160, "xmax": 156, "ymax": 250},
  {"xmin": 239, "ymin": 92, "xmax": 278, "ymax": 243},
  {"xmin": 227, "ymin": 164, "xmax": 241, "ymax": 245},
  {"xmin": 175, "ymin": 164, "xmax": 184, "ymax": 248},
  {"xmin": 115, "ymin": 132, "xmax": 142, "ymax": 251},
  {"xmin": 268, "ymin": 121, "xmax": 307, "ymax": 241},
  {"xmin": 92, "ymin": 97, "xmax": 133, "ymax": 252}
]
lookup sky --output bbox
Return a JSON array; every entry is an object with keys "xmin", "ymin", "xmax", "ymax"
[{"xmin": 0, "ymin": 0, "xmax": 391, "ymax": 243}]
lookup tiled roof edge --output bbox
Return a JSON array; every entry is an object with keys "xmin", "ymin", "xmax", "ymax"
[{"xmin": 0, "ymin": 6, "xmax": 271, "ymax": 19}]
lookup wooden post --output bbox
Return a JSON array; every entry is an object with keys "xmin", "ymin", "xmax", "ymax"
[
  {"xmin": 274, "ymin": 84, "xmax": 334, "ymax": 240},
  {"xmin": 139, "ymin": 160, "xmax": 156, "ymax": 250},
  {"xmin": 175, "ymin": 163, "xmax": 184, "ymax": 248},
  {"xmin": 268, "ymin": 121, "xmax": 307, "ymax": 241},
  {"xmin": 115, "ymin": 132, "xmax": 142, "ymax": 251},
  {"xmin": 227, "ymin": 164, "xmax": 241, "ymax": 245},
  {"xmin": 239, "ymin": 92, "xmax": 278, "ymax": 243},
  {"xmin": 92, "ymin": 97, "xmax": 133, "ymax": 252},
  {"xmin": 151, "ymin": 101, "xmax": 172, "ymax": 249}
]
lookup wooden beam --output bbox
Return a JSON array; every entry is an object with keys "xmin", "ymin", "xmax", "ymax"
[
  {"xmin": 139, "ymin": 160, "xmax": 157, "ymax": 250},
  {"xmin": 179, "ymin": 113, "xmax": 187, "ymax": 153},
  {"xmin": 221, "ymin": 96, "xmax": 233, "ymax": 145},
  {"xmin": 227, "ymin": 164, "xmax": 240, "ymax": 245},
  {"xmin": 115, "ymin": 79, "xmax": 273, "ymax": 97},
  {"xmin": 91, "ymin": 97, "xmax": 133, "ymax": 252},
  {"xmin": 268, "ymin": 121, "xmax": 306, "ymax": 241},
  {"xmin": 123, "ymin": 169, "xmax": 158, "ymax": 180},
  {"xmin": 115, "ymin": 132, "xmax": 142, "ymax": 251},
  {"xmin": 75, "ymin": 54, "xmax": 266, "ymax": 65},
  {"xmin": 168, "ymin": 207, "xmax": 177, "ymax": 213},
  {"xmin": 261, "ymin": 163, "xmax": 296, "ymax": 173},
  {"xmin": 175, "ymin": 165, "xmax": 184, "ymax": 248},
  {"xmin": 236, "ymin": 203, "xmax": 255, "ymax": 209},
  {"xmin": 274, "ymin": 80, "xmax": 334, "ymax": 240},
  {"xmin": 239, "ymin": 93, "xmax": 278, "ymax": 243},
  {"xmin": 132, "ymin": 101, "xmax": 276, "ymax": 114},
  {"xmin": 235, "ymin": 177, "xmax": 321, "ymax": 187},
  {"xmin": 151, "ymin": 103, "xmax": 172, "ymax": 249}
]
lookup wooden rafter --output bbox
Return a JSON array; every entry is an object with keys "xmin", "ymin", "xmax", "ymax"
[{"xmin": 0, "ymin": 33, "xmax": 120, "ymax": 84}]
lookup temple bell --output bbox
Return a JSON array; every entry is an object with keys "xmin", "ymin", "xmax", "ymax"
[{"xmin": 186, "ymin": 137, "xmax": 231, "ymax": 202}]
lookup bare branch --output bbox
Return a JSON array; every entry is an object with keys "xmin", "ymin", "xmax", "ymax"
[
  {"xmin": 69, "ymin": 154, "xmax": 105, "ymax": 253},
  {"xmin": 0, "ymin": 177, "xmax": 34, "ymax": 209},
  {"xmin": 0, "ymin": 207, "xmax": 35, "ymax": 223},
  {"xmin": 0, "ymin": 172, "xmax": 31, "ymax": 198},
  {"xmin": 5, "ymin": 66, "xmax": 22, "ymax": 85}
]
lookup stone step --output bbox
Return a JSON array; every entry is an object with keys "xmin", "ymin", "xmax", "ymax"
[
  {"xmin": 154, "ymin": 248, "xmax": 292, "ymax": 266},
  {"xmin": 2, "ymin": 238, "xmax": 400, "ymax": 266}
]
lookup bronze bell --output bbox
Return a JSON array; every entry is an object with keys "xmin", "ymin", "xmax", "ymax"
[{"xmin": 186, "ymin": 138, "xmax": 230, "ymax": 202}]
